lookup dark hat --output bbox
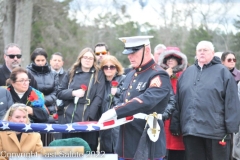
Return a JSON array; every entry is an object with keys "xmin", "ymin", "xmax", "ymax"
[{"xmin": 119, "ymin": 36, "xmax": 153, "ymax": 55}]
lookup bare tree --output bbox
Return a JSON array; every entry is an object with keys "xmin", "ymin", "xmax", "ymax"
[
  {"xmin": 2, "ymin": 0, "xmax": 34, "ymax": 67},
  {"xmin": 14, "ymin": 0, "xmax": 34, "ymax": 67}
]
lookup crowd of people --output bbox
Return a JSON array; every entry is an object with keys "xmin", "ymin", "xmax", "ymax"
[{"xmin": 0, "ymin": 37, "xmax": 240, "ymax": 160}]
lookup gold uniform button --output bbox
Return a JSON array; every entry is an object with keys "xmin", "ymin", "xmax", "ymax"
[
  {"xmin": 125, "ymin": 99, "xmax": 128, "ymax": 103},
  {"xmin": 133, "ymin": 80, "xmax": 136, "ymax": 82},
  {"xmin": 138, "ymin": 68, "xmax": 142, "ymax": 71},
  {"xmin": 130, "ymin": 86, "xmax": 132, "ymax": 89},
  {"xmin": 128, "ymin": 92, "xmax": 130, "ymax": 96},
  {"xmin": 134, "ymin": 73, "xmax": 137, "ymax": 76}
]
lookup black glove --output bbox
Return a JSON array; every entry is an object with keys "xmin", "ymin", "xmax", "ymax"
[{"xmin": 169, "ymin": 110, "xmax": 181, "ymax": 136}]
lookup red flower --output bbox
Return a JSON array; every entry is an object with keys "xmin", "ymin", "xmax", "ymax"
[
  {"xmin": 81, "ymin": 84, "xmax": 88, "ymax": 91},
  {"xmin": 28, "ymin": 91, "xmax": 38, "ymax": 102},
  {"xmin": 53, "ymin": 113, "xmax": 58, "ymax": 120},
  {"xmin": 219, "ymin": 134, "xmax": 227, "ymax": 146},
  {"xmin": 219, "ymin": 141, "xmax": 226, "ymax": 146},
  {"xmin": 111, "ymin": 81, "xmax": 119, "ymax": 88}
]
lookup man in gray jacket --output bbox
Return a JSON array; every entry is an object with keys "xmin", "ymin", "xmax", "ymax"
[{"xmin": 175, "ymin": 41, "xmax": 240, "ymax": 160}]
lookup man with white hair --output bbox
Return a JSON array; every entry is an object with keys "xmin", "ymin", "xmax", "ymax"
[
  {"xmin": 154, "ymin": 44, "xmax": 166, "ymax": 63},
  {"xmin": 172, "ymin": 41, "xmax": 240, "ymax": 160}
]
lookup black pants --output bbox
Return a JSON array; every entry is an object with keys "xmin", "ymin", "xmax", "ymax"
[
  {"xmin": 183, "ymin": 135, "xmax": 230, "ymax": 160},
  {"xmin": 62, "ymin": 131, "xmax": 99, "ymax": 151},
  {"xmin": 167, "ymin": 150, "xmax": 185, "ymax": 160}
]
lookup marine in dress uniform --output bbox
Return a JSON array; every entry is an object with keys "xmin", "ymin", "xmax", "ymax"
[{"xmin": 99, "ymin": 36, "xmax": 172, "ymax": 160}]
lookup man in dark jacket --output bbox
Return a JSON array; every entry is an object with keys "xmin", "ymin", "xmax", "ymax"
[
  {"xmin": 99, "ymin": 36, "xmax": 172, "ymax": 159},
  {"xmin": 174, "ymin": 41, "xmax": 240, "ymax": 160},
  {"xmin": 0, "ymin": 43, "xmax": 38, "ymax": 89}
]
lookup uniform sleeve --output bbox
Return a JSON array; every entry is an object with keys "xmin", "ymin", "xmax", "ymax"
[{"xmin": 115, "ymin": 72, "xmax": 171, "ymax": 118}]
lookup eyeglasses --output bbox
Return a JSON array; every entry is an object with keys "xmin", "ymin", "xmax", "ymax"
[
  {"xmin": 82, "ymin": 56, "xmax": 94, "ymax": 61},
  {"xmin": 102, "ymin": 65, "xmax": 116, "ymax": 70},
  {"xmin": 15, "ymin": 79, "xmax": 31, "ymax": 83},
  {"xmin": 6, "ymin": 54, "xmax": 22, "ymax": 59},
  {"xmin": 227, "ymin": 58, "xmax": 236, "ymax": 62},
  {"xmin": 95, "ymin": 51, "xmax": 107, "ymax": 56}
]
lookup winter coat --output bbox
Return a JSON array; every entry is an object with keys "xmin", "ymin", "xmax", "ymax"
[
  {"xmin": 27, "ymin": 63, "xmax": 58, "ymax": 114},
  {"xmin": 7, "ymin": 85, "xmax": 49, "ymax": 123},
  {"xmin": 0, "ymin": 131, "xmax": 42, "ymax": 160},
  {"xmin": 158, "ymin": 49, "xmax": 188, "ymax": 150},
  {"xmin": 0, "ymin": 87, "xmax": 13, "ymax": 120},
  {"xmin": 115, "ymin": 59, "xmax": 172, "ymax": 159},
  {"xmin": 57, "ymin": 67, "xmax": 105, "ymax": 123},
  {"xmin": 176, "ymin": 56, "xmax": 240, "ymax": 139},
  {"xmin": 100, "ymin": 74, "xmax": 125, "ymax": 153}
]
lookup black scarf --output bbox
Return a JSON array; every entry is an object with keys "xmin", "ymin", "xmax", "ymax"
[{"xmin": 8, "ymin": 85, "xmax": 32, "ymax": 105}]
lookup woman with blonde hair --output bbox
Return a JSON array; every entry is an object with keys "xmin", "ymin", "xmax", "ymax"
[
  {"xmin": 99, "ymin": 55, "xmax": 125, "ymax": 153},
  {"xmin": 57, "ymin": 47, "xmax": 105, "ymax": 151},
  {"xmin": 0, "ymin": 103, "xmax": 43, "ymax": 160}
]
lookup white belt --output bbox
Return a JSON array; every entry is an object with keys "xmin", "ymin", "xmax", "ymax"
[{"xmin": 100, "ymin": 112, "xmax": 162, "ymax": 142}]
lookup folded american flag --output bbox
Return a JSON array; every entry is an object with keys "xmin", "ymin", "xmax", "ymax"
[{"xmin": 0, "ymin": 116, "xmax": 134, "ymax": 133}]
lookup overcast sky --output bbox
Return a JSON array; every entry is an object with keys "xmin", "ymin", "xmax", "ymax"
[{"xmin": 70, "ymin": 0, "xmax": 240, "ymax": 33}]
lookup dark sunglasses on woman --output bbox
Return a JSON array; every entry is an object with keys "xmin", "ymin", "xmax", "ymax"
[{"xmin": 102, "ymin": 65, "xmax": 116, "ymax": 70}]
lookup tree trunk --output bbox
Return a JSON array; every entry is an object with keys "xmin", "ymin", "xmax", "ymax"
[
  {"xmin": 14, "ymin": 0, "xmax": 33, "ymax": 68},
  {"xmin": 2, "ymin": 0, "xmax": 15, "ymax": 49}
]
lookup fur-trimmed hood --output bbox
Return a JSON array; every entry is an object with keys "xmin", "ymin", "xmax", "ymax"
[{"xmin": 158, "ymin": 48, "xmax": 188, "ymax": 73}]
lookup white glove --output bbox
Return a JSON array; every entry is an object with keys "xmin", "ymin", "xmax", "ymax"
[
  {"xmin": 111, "ymin": 87, "xmax": 117, "ymax": 96},
  {"xmin": 72, "ymin": 89, "xmax": 85, "ymax": 98},
  {"xmin": 98, "ymin": 108, "xmax": 117, "ymax": 124}
]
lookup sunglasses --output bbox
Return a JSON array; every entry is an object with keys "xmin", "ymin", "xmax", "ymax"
[
  {"xmin": 95, "ymin": 51, "xmax": 107, "ymax": 56},
  {"xmin": 6, "ymin": 54, "xmax": 22, "ymax": 59},
  {"xmin": 227, "ymin": 58, "xmax": 236, "ymax": 62},
  {"xmin": 102, "ymin": 65, "xmax": 116, "ymax": 70}
]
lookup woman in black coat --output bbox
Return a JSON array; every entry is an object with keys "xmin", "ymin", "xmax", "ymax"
[
  {"xmin": 99, "ymin": 55, "xmax": 125, "ymax": 153},
  {"xmin": 27, "ymin": 48, "xmax": 58, "ymax": 115},
  {"xmin": 57, "ymin": 47, "xmax": 105, "ymax": 151}
]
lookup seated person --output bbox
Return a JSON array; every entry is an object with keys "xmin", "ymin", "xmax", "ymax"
[{"xmin": 0, "ymin": 103, "xmax": 43, "ymax": 159}]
